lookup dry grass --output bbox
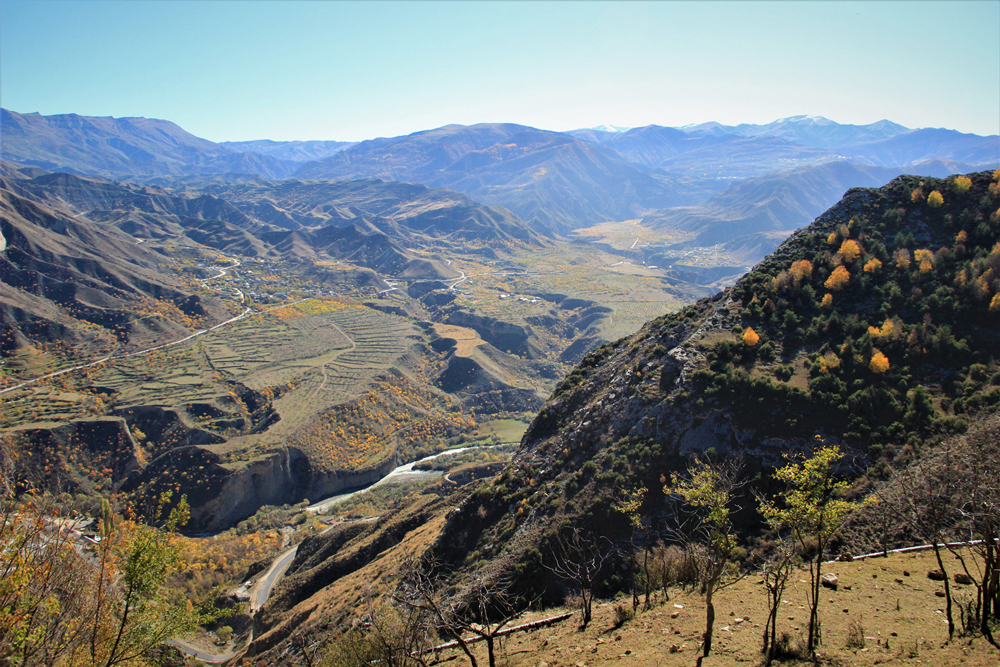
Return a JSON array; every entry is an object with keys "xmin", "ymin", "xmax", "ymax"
[
  {"xmin": 432, "ymin": 324, "xmax": 485, "ymax": 357},
  {"xmin": 431, "ymin": 548, "xmax": 1000, "ymax": 667}
]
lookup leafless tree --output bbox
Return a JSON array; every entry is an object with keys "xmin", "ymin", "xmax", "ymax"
[
  {"xmin": 320, "ymin": 593, "xmax": 431, "ymax": 667},
  {"xmin": 542, "ymin": 525, "xmax": 612, "ymax": 628},
  {"xmin": 759, "ymin": 539, "xmax": 796, "ymax": 666},
  {"xmin": 395, "ymin": 558, "xmax": 526, "ymax": 667},
  {"xmin": 954, "ymin": 413, "xmax": 1000, "ymax": 646},
  {"xmin": 893, "ymin": 444, "xmax": 964, "ymax": 641}
]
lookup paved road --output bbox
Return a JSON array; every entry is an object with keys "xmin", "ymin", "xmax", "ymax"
[
  {"xmin": 250, "ymin": 545, "xmax": 298, "ymax": 612},
  {"xmin": 165, "ymin": 638, "xmax": 237, "ymax": 664}
]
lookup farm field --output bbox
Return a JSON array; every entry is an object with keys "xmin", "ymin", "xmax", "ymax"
[{"xmin": 444, "ymin": 244, "xmax": 685, "ymax": 344}]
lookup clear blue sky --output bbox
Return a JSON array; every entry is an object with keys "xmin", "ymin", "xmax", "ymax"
[{"xmin": 2, "ymin": 1, "xmax": 998, "ymax": 142}]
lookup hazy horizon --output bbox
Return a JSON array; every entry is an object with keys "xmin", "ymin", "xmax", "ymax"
[{"xmin": 2, "ymin": 0, "xmax": 998, "ymax": 143}]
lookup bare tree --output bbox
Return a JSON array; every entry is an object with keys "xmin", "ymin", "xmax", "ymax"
[
  {"xmin": 954, "ymin": 413, "xmax": 1000, "ymax": 646},
  {"xmin": 759, "ymin": 539, "xmax": 796, "ymax": 666},
  {"xmin": 321, "ymin": 594, "xmax": 431, "ymax": 667},
  {"xmin": 894, "ymin": 446, "xmax": 964, "ymax": 641},
  {"xmin": 543, "ymin": 525, "xmax": 612, "ymax": 629},
  {"xmin": 396, "ymin": 558, "xmax": 526, "ymax": 667}
]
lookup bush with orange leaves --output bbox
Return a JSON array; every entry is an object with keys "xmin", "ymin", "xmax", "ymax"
[{"xmin": 743, "ymin": 327, "xmax": 760, "ymax": 347}]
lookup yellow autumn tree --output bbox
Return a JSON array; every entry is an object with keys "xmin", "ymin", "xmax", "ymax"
[
  {"xmin": 869, "ymin": 350, "xmax": 890, "ymax": 373},
  {"xmin": 894, "ymin": 248, "xmax": 912, "ymax": 270},
  {"xmin": 743, "ymin": 327, "xmax": 760, "ymax": 347},
  {"xmin": 824, "ymin": 265, "xmax": 850, "ymax": 291},
  {"xmin": 821, "ymin": 293, "xmax": 833, "ymax": 308},
  {"xmin": 864, "ymin": 257, "xmax": 882, "ymax": 273},
  {"xmin": 789, "ymin": 259, "xmax": 813, "ymax": 284},
  {"xmin": 827, "ymin": 232, "xmax": 838, "ymax": 245},
  {"xmin": 927, "ymin": 190, "xmax": 945, "ymax": 208},
  {"xmin": 955, "ymin": 230, "xmax": 968, "ymax": 244},
  {"xmin": 911, "ymin": 188, "xmax": 925, "ymax": 203},
  {"xmin": 838, "ymin": 239, "xmax": 862, "ymax": 263},
  {"xmin": 952, "ymin": 175, "xmax": 972, "ymax": 194},
  {"xmin": 914, "ymin": 248, "xmax": 934, "ymax": 273},
  {"xmin": 991, "ymin": 293, "xmax": 1000, "ymax": 312},
  {"xmin": 818, "ymin": 351, "xmax": 840, "ymax": 373}
]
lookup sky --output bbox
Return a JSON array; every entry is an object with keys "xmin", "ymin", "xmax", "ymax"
[{"xmin": 1, "ymin": 0, "xmax": 998, "ymax": 143}]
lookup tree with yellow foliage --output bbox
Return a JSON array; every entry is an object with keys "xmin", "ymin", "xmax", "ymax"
[
  {"xmin": 837, "ymin": 239, "xmax": 861, "ymax": 263},
  {"xmin": 863, "ymin": 257, "xmax": 882, "ymax": 273},
  {"xmin": 894, "ymin": 248, "xmax": 912, "ymax": 270},
  {"xmin": 824, "ymin": 265, "xmax": 850, "ymax": 291},
  {"xmin": 743, "ymin": 327, "xmax": 760, "ymax": 347},
  {"xmin": 820, "ymin": 293, "xmax": 833, "ymax": 308},
  {"xmin": 869, "ymin": 350, "xmax": 890, "ymax": 373},
  {"xmin": 914, "ymin": 248, "xmax": 934, "ymax": 273},
  {"xmin": 927, "ymin": 190, "xmax": 945, "ymax": 208},
  {"xmin": 789, "ymin": 259, "xmax": 813, "ymax": 284},
  {"xmin": 952, "ymin": 175, "xmax": 972, "ymax": 194}
]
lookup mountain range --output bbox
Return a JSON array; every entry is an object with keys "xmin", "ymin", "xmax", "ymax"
[{"xmin": 4, "ymin": 109, "xmax": 996, "ymax": 239}]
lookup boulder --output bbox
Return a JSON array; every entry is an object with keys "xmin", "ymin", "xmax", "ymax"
[
  {"xmin": 928, "ymin": 569, "xmax": 946, "ymax": 581},
  {"xmin": 954, "ymin": 572, "xmax": 974, "ymax": 585},
  {"xmin": 821, "ymin": 573, "xmax": 839, "ymax": 590}
]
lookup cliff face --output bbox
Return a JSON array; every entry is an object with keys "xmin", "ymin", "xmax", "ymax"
[{"xmin": 121, "ymin": 444, "xmax": 399, "ymax": 532}]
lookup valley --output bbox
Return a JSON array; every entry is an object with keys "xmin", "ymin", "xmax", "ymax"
[{"xmin": 1, "ymin": 107, "xmax": 997, "ymax": 667}]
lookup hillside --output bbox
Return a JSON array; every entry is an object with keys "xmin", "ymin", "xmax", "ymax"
[
  {"xmin": 1, "ymin": 109, "xmax": 296, "ymax": 180},
  {"xmin": 291, "ymin": 123, "xmax": 695, "ymax": 233},
  {"xmin": 234, "ymin": 172, "xmax": 1000, "ymax": 664},
  {"xmin": 426, "ymin": 169, "xmax": 1000, "ymax": 595}
]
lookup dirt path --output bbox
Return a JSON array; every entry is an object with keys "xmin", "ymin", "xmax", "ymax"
[{"xmin": 308, "ymin": 320, "xmax": 356, "ymax": 400}]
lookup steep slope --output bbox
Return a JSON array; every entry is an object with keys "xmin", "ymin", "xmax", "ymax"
[
  {"xmin": 1, "ymin": 109, "xmax": 296, "ymax": 180},
  {"xmin": 427, "ymin": 170, "xmax": 1000, "ymax": 591},
  {"xmin": 292, "ymin": 123, "xmax": 691, "ymax": 233},
  {"xmin": 0, "ymin": 181, "xmax": 231, "ymax": 361}
]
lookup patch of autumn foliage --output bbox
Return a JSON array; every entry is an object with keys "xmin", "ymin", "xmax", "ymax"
[
  {"xmin": 171, "ymin": 528, "xmax": 284, "ymax": 604},
  {"xmin": 290, "ymin": 373, "xmax": 477, "ymax": 472},
  {"xmin": 824, "ymin": 265, "xmax": 850, "ymax": 291},
  {"xmin": 869, "ymin": 350, "xmax": 890, "ymax": 373}
]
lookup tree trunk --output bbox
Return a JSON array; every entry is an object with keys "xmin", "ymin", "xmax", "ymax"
[
  {"xmin": 807, "ymin": 553, "xmax": 821, "ymax": 654},
  {"xmin": 486, "ymin": 635, "xmax": 496, "ymax": 667},
  {"xmin": 703, "ymin": 584, "xmax": 715, "ymax": 657},
  {"xmin": 932, "ymin": 542, "xmax": 955, "ymax": 640}
]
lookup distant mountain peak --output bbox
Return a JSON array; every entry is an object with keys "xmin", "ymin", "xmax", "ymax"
[{"xmin": 585, "ymin": 124, "xmax": 632, "ymax": 133}]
